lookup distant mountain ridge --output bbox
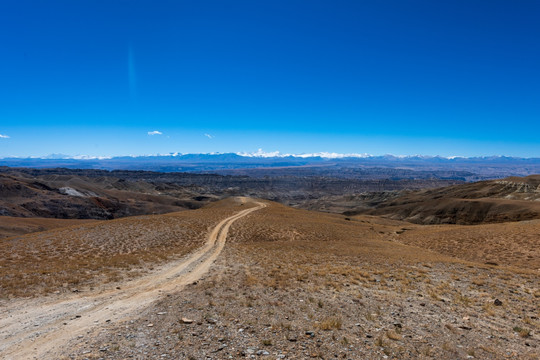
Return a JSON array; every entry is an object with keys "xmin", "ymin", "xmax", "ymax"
[
  {"xmin": 3, "ymin": 152, "xmax": 540, "ymax": 161},
  {"xmin": 1, "ymin": 153, "xmax": 539, "ymax": 179}
]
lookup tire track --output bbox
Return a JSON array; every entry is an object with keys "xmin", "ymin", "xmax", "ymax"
[{"xmin": 0, "ymin": 199, "xmax": 265, "ymax": 359}]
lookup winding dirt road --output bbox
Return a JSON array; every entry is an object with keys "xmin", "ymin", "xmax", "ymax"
[{"xmin": 0, "ymin": 199, "xmax": 265, "ymax": 359}]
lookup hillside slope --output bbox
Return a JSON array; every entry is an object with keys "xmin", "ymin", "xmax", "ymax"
[
  {"xmin": 1, "ymin": 198, "xmax": 538, "ymax": 359},
  {"xmin": 346, "ymin": 175, "xmax": 540, "ymax": 224},
  {"xmin": 0, "ymin": 172, "xmax": 213, "ymax": 220}
]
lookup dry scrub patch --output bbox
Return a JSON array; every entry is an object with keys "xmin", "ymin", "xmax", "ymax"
[
  {"xmin": 66, "ymin": 202, "xmax": 539, "ymax": 359},
  {"xmin": 0, "ymin": 199, "xmax": 250, "ymax": 298},
  {"xmin": 392, "ymin": 219, "xmax": 540, "ymax": 270},
  {"xmin": 0, "ymin": 216, "xmax": 96, "ymax": 239}
]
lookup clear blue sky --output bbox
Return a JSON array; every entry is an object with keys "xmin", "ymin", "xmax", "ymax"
[{"xmin": 0, "ymin": 0, "xmax": 539, "ymax": 158}]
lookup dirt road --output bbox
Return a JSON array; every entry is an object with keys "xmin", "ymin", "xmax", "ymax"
[{"xmin": 0, "ymin": 199, "xmax": 265, "ymax": 359}]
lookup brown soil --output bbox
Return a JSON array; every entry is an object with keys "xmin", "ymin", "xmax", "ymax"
[
  {"xmin": 387, "ymin": 219, "xmax": 540, "ymax": 270},
  {"xmin": 346, "ymin": 175, "xmax": 540, "ymax": 224},
  {"xmin": 1, "ymin": 199, "xmax": 538, "ymax": 359},
  {"xmin": 0, "ymin": 198, "xmax": 248, "ymax": 298},
  {"xmin": 0, "ymin": 216, "xmax": 95, "ymax": 239},
  {"xmin": 0, "ymin": 172, "xmax": 211, "ymax": 220},
  {"xmin": 0, "ymin": 198, "xmax": 264, "ymax": 359}
]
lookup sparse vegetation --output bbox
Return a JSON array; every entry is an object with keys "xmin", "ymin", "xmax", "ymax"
[
  {"xmin": 2, "ymin": 197, "xmax": 539, "ymax": 359},
  {"xmin": 315, "ymin": 317, "xmax": 342, "ymax": 330},
  {"xmin": 386, "ymin": 329, "xmax": 402, "ymax": 341},
  {"xmin": 513, "ymin": 326, "xmax": 531, "ymax": 338},
  {"xmin": 0, "ymin": 200, "xmax": 245, "ymax": 298}
]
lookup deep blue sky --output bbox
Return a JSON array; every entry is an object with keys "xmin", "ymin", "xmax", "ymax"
[{"xmin": 0, "ymin": 0, "xmax": 539, "ymax": 157}]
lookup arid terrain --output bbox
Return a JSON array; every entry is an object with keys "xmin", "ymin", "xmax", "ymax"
[
  {"xmin": 3, "ymin": 0, "xmax": 539, "ymax": 358},
  {"xmin": 1, "ymin": 189, "xmax": 538, "ymax": 359},
  {"xmin": 310, "ymin": 175, "xmax": 540, "ymax": 225},
  {"xmin": 0, "ymin": 216, "xmax": 96, "ymax": 240},
  {"xmin": 0, "ymin": 198, "xmax": 264, "ymax": 359},
  {"xmin": 0, "ymin": 169, "xmax": 214, "ymax": 221},
  {"xmin": 0, "ymin": 166, "xmax": 462, "ymax": 224}
]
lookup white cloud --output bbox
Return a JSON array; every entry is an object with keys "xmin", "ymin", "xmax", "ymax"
[
  {"xmin": 147, "ymin": 130, "xmax": 162, "ymax": 136},
  {"xmin": 0, "ymin": 134, "xmax": 9, "ymax": 139},
  {"xmin": 204, "ymin": 133, "xmax": 214, "ymax": 139}
]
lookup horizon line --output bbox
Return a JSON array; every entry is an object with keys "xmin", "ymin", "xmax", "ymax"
[{"xmin": 1, "ymin": 150, "xmax": 540, "ymax": 161}]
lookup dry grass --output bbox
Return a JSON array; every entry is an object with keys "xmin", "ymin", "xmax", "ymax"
[
  {"xmin": 386, "ymin": 329, "xmax": 402, "ymax": 341},
  {"xmin": 482, "ymin": 302, "xmax": 496, "ymax": 316},
  {"xmin": 0, "ymin": 199, "xmax": 249, "ymax": 298},
  {"xmin": 0, "ymin": 216, "xmax": 96, "ymax": 239},
  {"xmin": 395, "ymin": 219, "xmax": 540, "ymax": 270},
  {"xmin": 513, "ymin": 326, "xmax": 532, "ymax": 338},
  {"xmin": 223, "ymin": 203, "xmax": 540, "ymax": 357},
  {"xmin": 55, "ymin": 199, "xmax": 540, "ymax": 360},
  {"xmin": 315, "ymin": 317, "xmax": 342, "ymax": 330}
]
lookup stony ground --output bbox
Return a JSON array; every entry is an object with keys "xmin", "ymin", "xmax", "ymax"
[
  {"xmin": 0, "ymin": 216, "xmax": 95, "ymax": 240},
  {"xmin": 61, "ymin": 204, "xmax": 539, "ymax": 359},
  {"xmin": 0, "ymin": 200, "xmax": 241, "ymax": 298}
]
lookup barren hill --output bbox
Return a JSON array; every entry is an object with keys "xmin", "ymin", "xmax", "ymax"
[
  {"xmin": 0, "ymin": 216, "xmax": 96, "ymax": 240},
  {"xmin": 344, "ymin": 175, "xmax": 540, "ymax": 224},
  {"xmin": 0, "ymin": 171, "xmax": 213, "ymax": 220},
  {"xmin": 0, "ymin": 198, "xmax": 538, "ymax": 359},
  {"xmin": 0, "ymin": 166, "xmax": 463, "ymax": 239},
  {"xmin": 1, "ymin": 166, "xmax": 463, "ymax": 201}
]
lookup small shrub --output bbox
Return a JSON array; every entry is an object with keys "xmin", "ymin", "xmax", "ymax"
[
  {"xmin": 316, "ymin": 317, "xmax": 342, "ymax": 330},
  {"xmin": 513, "ymin": 326, "xmax": 531, "ymax": 338},
  {"xmin": 262, "ymin": 339, "xmax": 272, "ymax": 346},
  {"xmin": 386, "ymin": 329, "xmax": 402, "ymax": 341}
]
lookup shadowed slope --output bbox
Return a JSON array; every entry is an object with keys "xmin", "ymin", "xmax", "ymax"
[
  {"xmin": 348, "ymin": 175, "xmax": 540, "ymax": 224},
  {"xmin": 0, "ymin": 172, "xmax": 212, "ymax": 222}
]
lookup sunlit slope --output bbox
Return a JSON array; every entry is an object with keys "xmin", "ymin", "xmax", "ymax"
[
  {"xmin": 350, "ymin": 175, "xmax": 540, "ymax": 224},
  {"xmin": 0, "ymin": 198, "xmax": 250, "ymax": 298}
]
